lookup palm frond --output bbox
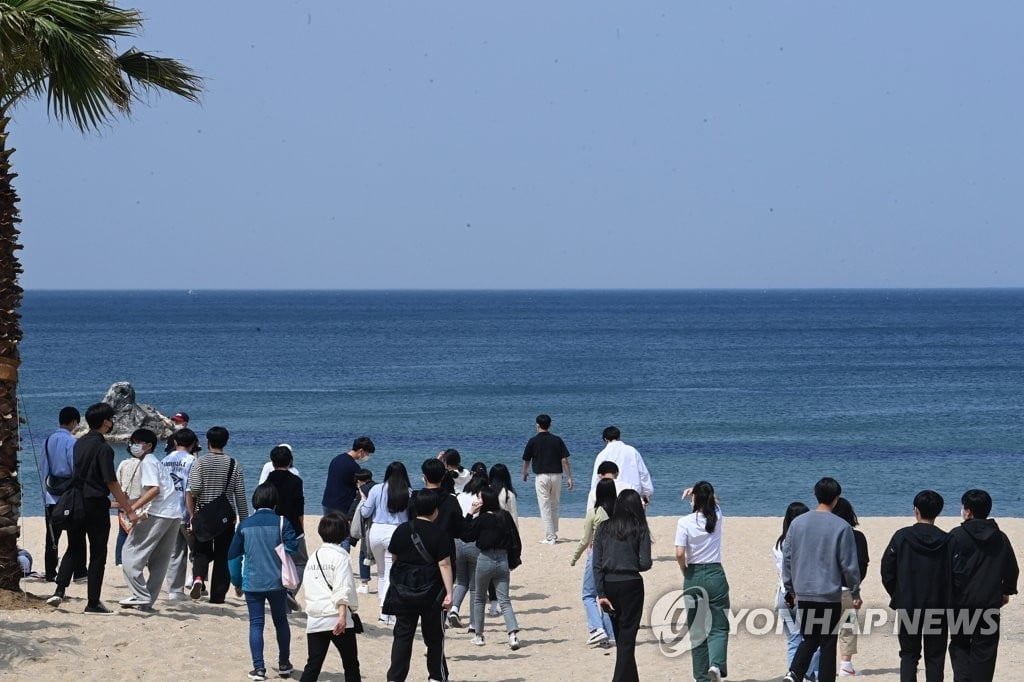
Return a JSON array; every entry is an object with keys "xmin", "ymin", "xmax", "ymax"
[{"xmin": 117, "ymin": 48, "xmax": 201, "ymax": 103}]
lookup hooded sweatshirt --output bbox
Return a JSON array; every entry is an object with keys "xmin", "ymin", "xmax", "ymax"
[
  {"xmin": 880, "ymin": 522, "xmax": 951, "ymax": 610},
  {"xmin": 949, "ymin": 518, "xmax": 1019, "ymax": 609}
]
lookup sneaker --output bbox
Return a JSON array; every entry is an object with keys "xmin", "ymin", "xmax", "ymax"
[
  {"xmin": 839, "ymin": 664, "xmax": 856, "ymax": 677},
  {"xmin": 447, "ymin": 611, "xmax": 462, "ymax": 628},
  {"xmin": 709, "ymin": 665, "xmax": 722, "ymax": 682},
  {"xmin": 508, "ymin": 631, "xmax": 520, "ymax": 650},
  {"xmin": 165, "ymin": 591, "xmax": 187, "ymax": 602},
  {"xmin": 586, "ymin": 629, "xmax": 609, "ymax": 646},
  {"xmin": 84, "ymin": 602, "xmax": 114, "ymax": 615},
  {"xmin": 247, "ymin": 669, "xmax": 267, "ymax": 681},
  {"xmin": 539, "ymin": 538, "xmax": 557, "ymax": 545},
  {"xmin": 471, "ymin": 635, "xmax": 485, "ymax": 647},
  {"xmin": 783, "ymin": 674, "xmax": 798, "ymax": 682},
  {"xmin": 46, "ymin": 591, "xmax": 64, "ymax": 607},
  {"xmin": 119, "ymin": 596, "xmax": 151, "ymax": 607},
  {"xmin": 189, "ymin": 578, "xmax": 204, "ymax": 600},
  {"xmin": 356, "ymin": 583, "xmax": 369, "ymax": 594},
  {"xmin": 277, "ymin": 663, "xmax": 294, "ymax": 678}
]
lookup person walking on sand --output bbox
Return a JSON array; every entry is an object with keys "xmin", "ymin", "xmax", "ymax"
[
  {"xmin": 676, "ymin": 481, "xmax": 730, "ymax": 682},
  {"xmin": 118, "ymin": 429, "xmax": 182, "ymax": 609},
  {"xmin": 47, "ymin": 402, "xmax": 140, "ymax": 614},
  {"xmin": 781, "ymin": 478, "xmax": 861, "ymax": 682},
  {"xmin": 228, "ymin": 483, "xmax": 298, "ymax": 681},
  {"xmin": 831, "ymin": 497, "xmax": 869, "ymax": 677},
  {"xmin": 161, "ymin": 427, "xmax": 198, "ymax": 601},
  {"xmin": 880, "ymin": 490, "xmax": 951, "ymax": 682},
  {"xmin": 521, "ymin": 414, "xmax": 573, "ymax": 544},
  {"xmin": 571, "ymin": 477, "xmax": 617, "ymax": 648},
  {"xmin": 39, "ymin": 406, "xmax": 85, "ymax": 583},
  {"xmin": 186, "ymin": 426, "xmax": 249, "ymax": 604},
  {"xmin": 264, "ymin": 444, "xmax": 308, "ymax": 610},
  {"xmin": 322, "ymin": 436, "xmax": 375, "ymax": 517},
  {"xmin": 360, "ymin": 461, "xmax": 412, "ymax": 624},
  {"xmin": 947, "ymin": 489, "xmax": 1019, "ymax": 682},
  {"xmin": 590, "ymin": 426, "xmax": 652, "ymax": 505},
  {"xmin": 595, "ymin": 489, "xmax": 653, "ymax": 682},
  {"xmin": 773, "ymin": 502, "xmax": 819, "ymax": 680}
]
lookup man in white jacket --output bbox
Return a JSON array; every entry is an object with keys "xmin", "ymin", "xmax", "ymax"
[
  {"xmin": 590, "ymin": 426, "xmax": 653, "ymax": 504},
  {"xmin": 299, "ymin": 513, "xmax": 361, "ymax": 682}
]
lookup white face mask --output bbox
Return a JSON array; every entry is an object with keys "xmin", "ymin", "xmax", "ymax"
[
  {"xmin": 173, "ymin": 423, "xmax": 186, "ymax": 431},
  {"xmin": 129, "ymin": 443, "xmax": 146, "ymax": 457}
]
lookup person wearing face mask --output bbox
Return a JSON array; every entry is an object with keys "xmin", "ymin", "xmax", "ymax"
[
  {"xmin": 113, "ymin": 433, "xmax": 147, "ymax": 566},
  {"xmin": 118, "ymin": 429, "xmax": 184, "ymax": 609},
  {"xmin": 322, "ymin": 436, "xmax": 376, "ymax": 518}
]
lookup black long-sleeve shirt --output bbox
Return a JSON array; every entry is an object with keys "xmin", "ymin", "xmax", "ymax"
[
  {"xmin": 592, "ymin": 525, "xmax": 652, "ymax": 598},
  {"xmin": 462, "ymin": 510, "xmax": 517, "ymax": 551}
]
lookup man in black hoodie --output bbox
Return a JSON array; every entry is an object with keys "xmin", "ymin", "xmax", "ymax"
[
  {"xmin": 880, "ymin": 490, "xmax": 951, "ymax": 682},
  {"xmin": 947, "ymin": 489, "xmax": 1019, "ymax": 682}
]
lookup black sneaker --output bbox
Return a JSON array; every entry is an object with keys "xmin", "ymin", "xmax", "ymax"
[
  {"xmin": 84, "ymin": 602, "xmax": 114, "ymax": 615},
  {"xmin": 278, "ymin": 663, "xmax": 294, "ymax": 678},
  {"xmin": 46, "ymin": 590, "xmax": 64, "ymax": 607},
  {"xmin": 189, "ymin": 579, "xmax": 204, "ymax": 600},
  {"xmin": 247, "ymin": 669, "xmax": 267, "ymax": 681}
]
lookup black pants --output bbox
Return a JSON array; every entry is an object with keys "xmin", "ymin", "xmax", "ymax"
[
  {"xmin": 897, "ymin": 612, "xmax": 947, "ymax": 682},
  {"xmin": 791, "ymin": 600, "xmax": 842, "ymax": 682},
  {"xmin": 300, "ymin": 629, "xmax": 360, "ymax": 681},
  {"xmin": 192, "ymin": 524, "xmax": 235, "ymax": 603},
  {"xmin": 55, "ymin": 497, "xmax": 110, "ymax": 605},
  {"xmin": 44, "ymin": 504, "xmax": 85, "ymax": 581},
  {"xmin": 605, "ymin": 576, "xmax": 644, "ymax": 682},
  {"xmin": 387, "ymin": 602, "xmax": 447, "ymax": 682},
  {"xmin": 949, "ymin": 609, "xmax": 1000, "ymax": 682}
]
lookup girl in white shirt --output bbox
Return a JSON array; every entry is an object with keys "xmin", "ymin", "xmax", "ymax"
[
  {"xmin": 675, "ymin": 481, "xmax": 729, "ymax": 682},
  {"xmin": 773, "ymin": 502, "xmax": 818, "ymax": 680}
]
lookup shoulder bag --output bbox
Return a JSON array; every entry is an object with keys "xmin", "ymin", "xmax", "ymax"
[
  {"xmin": 314, "ymin": 549, "xmax": 363, "ymax": 633},
  {"xmin": 43, "ymin": 436, "xmax": 74, "ymax": 497},
  {"xmin": 50, "ymin": 448, "xmax": 100, "ymax": 531},
  {"xmin": 276, "ymin": 516, "xmax": 300, "ymax": 590},
  {"xmin": 191, "ymin": 459, "xmax": 238, "ymax": 542}
]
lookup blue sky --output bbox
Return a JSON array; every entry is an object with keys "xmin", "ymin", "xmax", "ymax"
[{"xmin": 12, "ymin": 1, "xmax": 1023, "ymax": 289}]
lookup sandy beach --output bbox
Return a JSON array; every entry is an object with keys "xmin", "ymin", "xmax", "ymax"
[{"xmin": 2, "ymin": 515, "xmax": 1021, "ymax": 681}]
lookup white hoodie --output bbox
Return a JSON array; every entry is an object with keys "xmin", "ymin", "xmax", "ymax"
[{"xmin": 303, "ymin": 543, "xmax": 358, "ymax": 633}]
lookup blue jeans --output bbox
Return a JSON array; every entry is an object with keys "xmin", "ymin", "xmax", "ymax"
[
  {"xmin": 473, "ymin": 549, "xmax": 519, "ymax": 634},
  {"xmin": 245, "ymin": 589, "xmax": 291, "ymax": 671},
  {"xmin": 115, "ymin": 526, "xmax": 128, "ymax": 566},
  {"xmin": 582, "ymin": 552, "xmax": 614, "ymax": 636},
  {"xmin": 778, "ymin": 589, "xmax": 819, "ymax": 680}
]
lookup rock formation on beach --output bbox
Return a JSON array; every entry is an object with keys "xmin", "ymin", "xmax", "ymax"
[{"xmin": 73, "ymin": 382, "xmax": 174, "ymax": 443}]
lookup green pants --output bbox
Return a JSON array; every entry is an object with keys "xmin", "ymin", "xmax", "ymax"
[{"xmin": 684, "ymin": 562, "xmax": 730, "ymax": 682}]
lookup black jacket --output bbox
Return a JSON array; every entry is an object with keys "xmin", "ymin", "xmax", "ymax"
[
  {"xmin": 841, "ymin": 529, "xmax": 870, "ymax": 589},
  {"xmin": 880, "ymin": 522, "xmax": 951, "ymax": 610},
  {"xmin": 950, "ymin": 518, "xmax": 1019, "ymax": 609}
]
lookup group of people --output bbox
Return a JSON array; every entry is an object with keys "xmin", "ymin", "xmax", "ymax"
[{"xmin": 32, "ymin": 406, "xmax": 1020, "ymax": 682}]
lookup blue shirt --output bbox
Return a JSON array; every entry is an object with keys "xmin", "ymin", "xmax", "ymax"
[
  {"xmin": 360, "ymin": 482, "xmax": 410, "ymax": 525},
  {"xmin": 227, "ymin": 508, "xmax": 298, "ymax": 593},
  {"xmin": 40, "ymin": 429, "xmax": 76, "ymax": 505}
]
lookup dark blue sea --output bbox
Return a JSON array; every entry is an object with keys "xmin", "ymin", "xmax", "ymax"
[{"xmin": 14, "ymin": 290, "xmax": 1024, "ymax": 519}]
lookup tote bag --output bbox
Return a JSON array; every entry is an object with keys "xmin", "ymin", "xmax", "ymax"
[{"xmin": 275, "ymin": 516, "xmax": 300, "ymax": 590}]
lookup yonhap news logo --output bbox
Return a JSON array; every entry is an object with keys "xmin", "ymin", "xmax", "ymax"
[{"xmin": 650, "ymin": 589, "xmax": 1002, "ymax": 658}]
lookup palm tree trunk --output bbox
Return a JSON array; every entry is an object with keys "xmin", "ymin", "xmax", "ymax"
[{"xmin": 0, "ymin": 116, "xmax": 25, "ymax": 591}]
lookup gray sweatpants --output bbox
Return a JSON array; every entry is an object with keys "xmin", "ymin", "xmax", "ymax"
[
  {"xmin": 122, "ymin": 515, "xmax": 180, "ymax": 604},
  {"xmin": 165, "ymin": 523, "xmax": 191, "ymax": 595}
]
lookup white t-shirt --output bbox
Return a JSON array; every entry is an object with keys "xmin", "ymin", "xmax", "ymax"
[
  {"xmin": 141, "ymin": 454, "xmax": 181, "ymax": 519},
  {"xmin": 161, "ymin": 450, "xmax": 195, "ymax": 521},
  {"xmin": 675, "ymin": 505, "xmax": 723, "ymax": 565},
  {"xmin": 258, "ymin": 461, "xmax": 301, "ymax": 484}
]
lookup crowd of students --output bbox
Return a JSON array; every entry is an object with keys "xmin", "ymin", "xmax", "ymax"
[{"xmin": 32, "ymin": 405, "xmax": 1021, "ymax": 682}]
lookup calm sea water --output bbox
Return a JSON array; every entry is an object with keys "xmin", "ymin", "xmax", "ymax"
[{"xmin": 14, "ymin": 290, "xmax": 1024, "ymax": 519}]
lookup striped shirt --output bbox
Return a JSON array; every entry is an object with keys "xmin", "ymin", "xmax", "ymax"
[{"xmin": 187, "ymin": 453, "xmax": 250, "ymax": 520}]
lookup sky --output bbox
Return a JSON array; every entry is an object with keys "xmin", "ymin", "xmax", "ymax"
[{"xmin": 11, "ymin": 1, "xmax": 1024, "ymax": 289}]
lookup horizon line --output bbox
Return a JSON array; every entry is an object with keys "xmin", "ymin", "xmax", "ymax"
[{"xmin": 21, "ymin": 286, "xmax": 1024, "ymax": 293}]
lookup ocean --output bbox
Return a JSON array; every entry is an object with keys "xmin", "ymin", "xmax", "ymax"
[{"xmin": 14, "ymin": 290, "xmax": 1024, "ymax": 519}]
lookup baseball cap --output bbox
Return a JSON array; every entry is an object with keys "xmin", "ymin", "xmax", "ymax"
[{"xmin": 171, "ymin": 412, "xmax": 190, "ymax": 423}]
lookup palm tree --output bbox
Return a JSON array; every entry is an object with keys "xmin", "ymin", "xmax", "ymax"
[{"xmin": 0, "ymin": 0, "xmax": 201, "ymax": 590}]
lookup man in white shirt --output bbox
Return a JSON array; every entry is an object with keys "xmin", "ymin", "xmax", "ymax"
[{"xmin": 590, "ymin": 426, "xmax": 653, "ymax": 503}]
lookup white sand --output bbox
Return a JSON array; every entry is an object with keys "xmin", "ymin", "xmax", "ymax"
[{"xmin": 2, "ymin": 515, "xmax": 1021, "ymax": 681}]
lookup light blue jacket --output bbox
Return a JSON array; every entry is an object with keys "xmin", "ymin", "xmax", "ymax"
[{"xmin": 228, "ymin": 508, "xmax": 297, "ymax": 592}]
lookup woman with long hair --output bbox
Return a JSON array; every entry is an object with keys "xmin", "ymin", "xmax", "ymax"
[
  {"xmin": 359, "ymin": 461, "xmax": 411, "ymax": 625},
  {"xmin": 832, "ymin": 497, "xmax": 869, "ymax": 677},
  {"xmin": 571, "ymin": 477, "xmax": 617, "ymax": 647},
  {"xmin": 448, "ymin": 473, "xmax": 491, "ymax": 631},
  {"xmin": 774, "ymin": 502, "xmax": 818, "ymax": 679},
  {"xmin": 488, "ymin": 463, "xmax": 519, "ymax": 527},
  {"xmin": 463, "ymin": 487, "xmax": 523, "ymax": 650},
  {"xmin": 594, "ymin": 489, "xmax": 652, "ymax": 681},
  {"xmin": 676, "ymin": 481, "xmax": 729, "ymax": 682}
]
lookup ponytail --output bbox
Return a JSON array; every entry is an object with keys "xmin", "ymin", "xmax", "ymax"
[{"xmin": 692, "ymin": 480, "xmax": 718, "ymax": 533}]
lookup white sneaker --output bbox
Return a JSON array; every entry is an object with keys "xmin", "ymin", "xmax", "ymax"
[
  {"xmin": 119, "ymin": 596, "xmax": 151, "ymax": 607},
  {"xmin": 508, "ymin": 632, "xmax": 520, "ymax": 650},
  {"xmin": 839, "ymin": 664, "xmax": 856, "ymax": 677},
  {"xmin": 586, "ymin": 629, "xmax": 609, "ymax": 646},
  {"xmin": 708, "ymin": 665, "xmax": 722, "ymax": 682},
  {"xmin": 165, "ymin": 591, "xmax": 187, "ymax": 602},
  {"xmin": 356, "ymin": 583, "xmax": 369, "ymax": 594},
  {"xmin": 471, "ymin": 635, "xmax": 485, "ymax": 646}
]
